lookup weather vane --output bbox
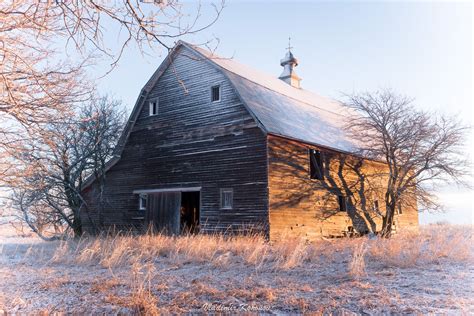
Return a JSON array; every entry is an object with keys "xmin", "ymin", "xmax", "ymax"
[{"xmin": 287, "ymin": 36, "xmax": 293, "ymax": 52}]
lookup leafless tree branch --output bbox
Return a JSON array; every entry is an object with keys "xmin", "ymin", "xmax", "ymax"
[{"xmin": 342, "ymin": 89, "xmax": 471, "ymax": 237}]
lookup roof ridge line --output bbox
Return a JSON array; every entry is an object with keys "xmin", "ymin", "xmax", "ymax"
[{"xmin": 222, "ymin": 67, "xmax": 346, "ymax": 118}]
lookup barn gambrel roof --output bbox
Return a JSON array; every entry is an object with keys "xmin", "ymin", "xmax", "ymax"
[
  {"xmin": 139, "ymin": 41, "xmax": 356, "ymax": 154},
  {"xmin": 188, "ymin": 42, "xmax": 355, "ymax": 153},
  {"xmin": 84, "ymin": 41, "xmax": 356, "ymax": 189}
]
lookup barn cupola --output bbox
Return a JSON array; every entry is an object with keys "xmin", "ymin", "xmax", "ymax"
[{"xmin": 278, "ymin": 37, "xmax": 302, "ymax": 89}]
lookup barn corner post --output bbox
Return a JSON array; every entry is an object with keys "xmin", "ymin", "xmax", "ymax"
[{"xmin": 94, "ymin": 169, "xmax": 107, "ymax": 231}]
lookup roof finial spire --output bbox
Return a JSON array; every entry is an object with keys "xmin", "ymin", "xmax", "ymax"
[
  {"xmin": 287, "ymin": 36, "xmax": 293, "ymax": 52},
  {"xmin": 278, "ymin": 37, "xmax": 302, "ymax": 89}
]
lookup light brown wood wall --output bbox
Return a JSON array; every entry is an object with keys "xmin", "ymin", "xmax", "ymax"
[{"xmin": 267, "ymin": 135, "xmax": 419, "ymax": 241}]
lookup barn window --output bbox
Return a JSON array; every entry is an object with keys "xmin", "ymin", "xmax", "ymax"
[
  {"xmin": 309, "ymin": 149, "xmax": 324, "ymax": 180},
  {"xmin": 149, "ymin": 99, "xmax": 158, "ymax": 116},
  {"xmin": 397, "ymin": 204, "xmax": 403, "ymax": 214},
  {"xmin": 220, "ymin": 188, "xmax": 233, "ymax": 209},
  {"xmin": 338, "ymin": 195, "xmax": 347, "ymax": 212},
  {"xmin": 211, "ymin": 85, "xmax": 221, "ymax": 102},
  {"xmin": 139, "ymin": 193, "xmax": 147, "ymax": 211},
  {"xmin": 373, "ymin": 200, "xmax": 379, "ymax": 212}
]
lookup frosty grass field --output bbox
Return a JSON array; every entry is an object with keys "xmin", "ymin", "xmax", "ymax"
[{"xmin": 0, "ymin": 222, "xmax": 472, "ymax": 314}]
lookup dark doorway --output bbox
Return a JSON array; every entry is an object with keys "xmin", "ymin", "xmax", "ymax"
[{"xmin": 180, "ymin": 191, "xmax": 200, "ymax": 234}]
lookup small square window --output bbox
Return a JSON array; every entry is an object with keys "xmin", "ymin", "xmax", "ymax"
[
  {"xmin": 139, "ymin": 194, "xmax": 147, "ymax": 211},
  {"xmin": 149, "ymin": 99, "xmax": 158, "ymax": 116},
  {"xmin": 373, "ymin": 200, "xmax": 379, "ymax": 212},
  {"xmin": 338, "ymin": 195, "xmax": 347, "ymax": 212},
  {"xmin": 309, "ymin": 149, "xmax": 324, "ymax": 180},
  {"xmin": 397, "ymin": 204, "xmax": 403, "ymax": 215},
  {"xmin": 211, "ymin": 85, "xmax": 221, "ymax": 102},
  {"xmin": 220, "ymin": 188, "xmax": 233, "ymax": 209}
]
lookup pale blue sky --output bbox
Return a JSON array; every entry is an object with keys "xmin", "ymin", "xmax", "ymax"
[{"xmin": 95, "ymin": 1, "xmax": 473, "ymax": 225}]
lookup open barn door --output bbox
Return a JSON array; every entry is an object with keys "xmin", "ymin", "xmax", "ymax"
[
  {"xmin": 145, "ymin": 192, "xmax": 181, "ymax": 235},
  {"xmin": 180, "ymin": 191, "xmax": 200, "ymax": 234}
]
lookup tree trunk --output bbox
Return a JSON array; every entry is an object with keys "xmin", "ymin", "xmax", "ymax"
[
  {"xmin": 72, "ymin": 210, "xmax": 83, "ymax": 238},
  {"xmin": 380, "ymin": 202, "xmax": 396, "ymax": 238}
]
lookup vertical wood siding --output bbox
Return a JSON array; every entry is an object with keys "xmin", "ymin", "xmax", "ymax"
[{"xmin": 82, "ymin": 46, "xmax": 269, "ymax": 235}]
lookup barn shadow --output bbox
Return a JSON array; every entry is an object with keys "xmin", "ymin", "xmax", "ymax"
[
  {"xmin": 320, "ymin": 154, "xmax": 379, "ymax": 235},
  {"xmin": 268, "ymin": 139, "xmax": 381, "ymax": 236}
]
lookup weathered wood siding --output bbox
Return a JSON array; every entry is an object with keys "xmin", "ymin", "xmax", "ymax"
[
  {"xmin": 267, "ymin": 135, "xmax": 418, "ymax": 241},
  {"xmin": 82, "ymin": 46, "xmax": 268, "ymax": 235}
]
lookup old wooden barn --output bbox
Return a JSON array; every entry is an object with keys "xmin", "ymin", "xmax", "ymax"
[{"xmin": 82, "ymin": 41, "xmax": 418, "ymax": 240}]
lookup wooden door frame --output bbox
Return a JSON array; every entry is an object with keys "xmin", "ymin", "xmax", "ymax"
[
  {"xmin": 133, "ymin": 187, "xmax": 202, "ymax": 194},
  {"xmin": 134, "ymin": 187, "xmax": 202, "ymax": 234}
]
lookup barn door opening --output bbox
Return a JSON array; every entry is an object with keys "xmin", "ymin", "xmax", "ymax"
[
  {"xmin": 145, "ymin": 192, "xmax": 181, "ymax": 235},
  {"xmin": 180, "ymin": 191, "xmax": 200, "ymax": 234}
]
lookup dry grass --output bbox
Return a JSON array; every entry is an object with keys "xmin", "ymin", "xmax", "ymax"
[
  {"xmin": 349, "ymin": 241, "xmax": 368, "ymax": 279},
  {"xmin": 48, "ymin": 224, "xmax": 471, "ymax": 272},
  {"xmin": 49, "ymin": 232, "xmax": 337, "ymax": 271},
  {"xmin": 1, "ymin": 223, "xmax": 473, "ymax": 314},
  {"xmin": 368, "ymin": 225, "xmax": 473, "ymax": 268}
]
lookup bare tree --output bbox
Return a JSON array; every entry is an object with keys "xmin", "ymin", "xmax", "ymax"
[
  {"xmin": 7, "ymin": 96, "xmax": 125, "ymax": 239},
  {"xmin": 343, "ymin": 89, "xmax": 470, "ymax": 237},
  {"xmin": 0, "ymin": 0, "xmax": 224, "ymax": 235},
  {"xmin": 0, "ymin": 0, "xmax": 224, "ymax": 165}
]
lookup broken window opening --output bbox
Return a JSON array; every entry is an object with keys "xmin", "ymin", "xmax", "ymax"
[
  {"xmin": 397, "ymin": 204, "xmax": 403, "ymax": 214},
  {"xmin": 310, "ymin": 149, "xmax": 324, "ymax": 180},
  {"xmin": 338, "ymin": 195, "xmax": 347, "ymax": 212},
  {"xmin": 373, "ymin": 200, "xmax": 379, "ymax": 212}
]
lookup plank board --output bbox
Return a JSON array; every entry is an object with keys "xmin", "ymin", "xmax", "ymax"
[{"xmin": 145, "ymin": 192, "xmax": 181, "ymax": 234}]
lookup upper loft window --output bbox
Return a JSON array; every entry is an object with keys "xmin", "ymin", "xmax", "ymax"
[
  {"xmin": 211, "ymin": 85, "xmax": 221, "ymax": 102},
  {"xmin": 220, "ymin": 188, "xmax": 233, "ymax": 210},
  {"xmin": 149, "ymin": 99, "xmax": 158, "ymax": 116},
  {"xmin": 309, "ymin": 149, "xmax": 324, "ymax": 180}
]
